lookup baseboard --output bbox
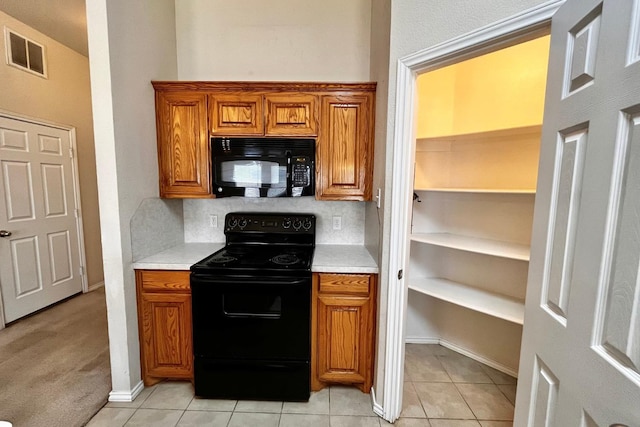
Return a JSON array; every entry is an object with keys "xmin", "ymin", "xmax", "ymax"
[
  {"xmin": 108, "ymin": 380, "xmax": 144, "ymax": 402},
  {"xmin": 370, "ymin": 387, "xmax": 384, "ymax": 418},
  {"xmin": 405, "ymin": 336, "xmax": 440, "ymax": 344},
  {"xmin": 88, "ymin": 281, "xmax": 105, "ymax": 292},
  {"xmin": 438, "ymin": 339, "xmax": 519, "ymax": 378},
  {"xmin": 404, "ymin": 336, "xmax": 518, "ymax": 378}
]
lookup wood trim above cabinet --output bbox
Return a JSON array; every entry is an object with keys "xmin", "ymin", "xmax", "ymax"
[{"xmin": 152, "ymin": 81, "xmax": 376, "ymax": 93}]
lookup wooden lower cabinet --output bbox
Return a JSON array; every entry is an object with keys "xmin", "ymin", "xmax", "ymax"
[
  {"xmin": 136, "ymin": 270, "xmax": 193, "ymax": 386},
  {"xmin": 311, "ymin": 273, "xmax": 376, "ymax": 393}
]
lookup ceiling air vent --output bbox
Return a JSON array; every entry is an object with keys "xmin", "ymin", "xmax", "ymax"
[{"xmin": 4, "ymin": 27, "xmax": 47, "ymax": 78}]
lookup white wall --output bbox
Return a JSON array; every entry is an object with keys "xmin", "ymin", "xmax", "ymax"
[
  {"xmin": 85, "ymin": 0, "xmax": 178, "ymax": 398},
  {"xmin": 0, "ymin": 11, "xmax": 103, "ymax": 287},
  {"xmin": 368, "ymin": 0, "xmax": 392, "ymax": 405},
  {"xmin": 175, "ymin": 0, "xmax": 371, "ymax": 81}
]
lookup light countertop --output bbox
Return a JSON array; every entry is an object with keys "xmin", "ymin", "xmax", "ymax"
[
  {"xmin": 132, "ymin": 243, "xmax": 378, "ymax": 274},
  {"xmin": 312, "ymin": 245, "xmax": 378, "ymax": 274},
  {"xmin": 132, "ymin": 243, "xmax": 224, "ymax": 270}
]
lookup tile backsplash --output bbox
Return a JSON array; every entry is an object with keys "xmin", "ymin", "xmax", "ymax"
[
  {"xmin": 130, "ymin": 198, "xmax": 184, "ymax": 261},
  {"xmin": 183, "ymin": 197, "xmax": 365, "ymax": 244}
]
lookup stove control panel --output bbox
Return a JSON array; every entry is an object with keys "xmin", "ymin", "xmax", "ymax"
[{"xmin": 225, "ymin": 212, "xmax": 315, "ymax": 234}]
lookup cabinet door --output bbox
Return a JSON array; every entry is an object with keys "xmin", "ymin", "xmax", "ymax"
[
  {"xmin": 155, "ymin": 91, "xmax": 210, "ymax": 198},
  {"xmin": 209, "ymin": 93, "xmax": 264, "ymax": 135},
  {"xmin": 317, "ymin": 93, "xmax": 374, "ymax": 201},
  {"xmin": 265, "ymin": 94, "xmax": 318, "ymax": 136},
  {"xmin": 314, "ymin": 274, "xmax": 375, "ymax": 393},
  {"xmin": 139, "ymin": 292, "xmax": 193, "ymax": 384}
]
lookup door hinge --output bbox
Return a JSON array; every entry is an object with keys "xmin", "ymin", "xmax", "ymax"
[
  {"xmin": 69, "ymin": 147, "xmax": 74, "ymax": 158},
  {"xmin": 79, "ymin": 266, "xmax": 85, "ymax": 276},
  {"xmin": 398, "ymin": 269, "xmax": 403, "ymax": 280},
  {"xmin": 74, "ymin": 208, "xmax": 79, "ymax": 218}
]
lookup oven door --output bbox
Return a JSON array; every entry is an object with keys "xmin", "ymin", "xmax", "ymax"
[{"xmin": 191, "ymin": 273, "xmax": 311, "ymax": 361}]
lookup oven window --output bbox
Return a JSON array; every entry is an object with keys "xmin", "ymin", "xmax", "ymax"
[
  {"xmin": 220, "ymin": 160, "xmax": 286, "ymax": 187},
  {"xmin": 223, "ymin": 293, "xmax": 282, "ymax": 318}
]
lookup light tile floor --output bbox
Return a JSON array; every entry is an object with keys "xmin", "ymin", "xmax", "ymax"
[{"xmin": 86, "ymin": 345, "xmax": 516, "ymax": 426}]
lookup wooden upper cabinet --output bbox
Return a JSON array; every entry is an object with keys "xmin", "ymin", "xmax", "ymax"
[
  {"xmin": 155, "ymin": 91, "xmax": 211, "ymax": 198},
  {"xmin": 316, "ymin": 93, "xmax": 374, "ymax": 201},
  {"xmin": 153, "ymin": 81, "xmax": 375, "ymax": 199},
  {"xmin": 265, "ymin": 94, "xmax": 319, "ymax": 136},
  {"xmin": 209, "ymin": 93, "xmax": 264, "ymax": 135}
]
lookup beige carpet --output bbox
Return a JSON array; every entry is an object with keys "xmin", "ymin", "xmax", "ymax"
[{"xmin": 0, "ymin": 287, "xmax": 111, "ymax": 427}]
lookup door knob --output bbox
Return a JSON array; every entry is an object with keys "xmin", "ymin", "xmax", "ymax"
[{"xmin": 0, "ymin": 230, "xmax": 11, "ymax": 237}]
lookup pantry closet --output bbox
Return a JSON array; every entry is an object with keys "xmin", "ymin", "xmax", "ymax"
[{"xmin": 406, "ymin": 35, "xmax": 551, "ymax": 374}]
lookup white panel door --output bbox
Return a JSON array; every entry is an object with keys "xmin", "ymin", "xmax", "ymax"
[
  {"xmin": 516, "ymin": 0, "xmax": 640, "ymax": 425},
  {"xmin": 0, "ymin": 116, "xmax": 83, "ymax": 323}
]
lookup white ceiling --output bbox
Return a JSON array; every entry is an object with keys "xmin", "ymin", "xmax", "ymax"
[{"xmin": 0, "ymin": 0, "xmax": 87, "ymax": 56}]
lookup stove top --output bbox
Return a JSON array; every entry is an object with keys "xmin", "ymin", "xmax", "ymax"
[
  {"xmin": 194, "ymin": 244, "xmax": 314, "ymax": 271},
  {"xmin": 191, "ymin": 212, "xmax": 316, "ymax": 275}
]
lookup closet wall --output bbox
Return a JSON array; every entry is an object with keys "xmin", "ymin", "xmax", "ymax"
[{"xmin": 407, "ymin": 35, "xmax": 550, "ymax": 374}]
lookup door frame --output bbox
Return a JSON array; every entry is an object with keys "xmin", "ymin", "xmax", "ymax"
[
  {"xmin": 380, "ymin": 0, "xmax": 564, "ymax": 422},
  {"xmin": 0, "ymin": 110, "xmax": 88, "ymax": 330}
]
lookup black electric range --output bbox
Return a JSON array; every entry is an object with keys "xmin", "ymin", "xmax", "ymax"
[{"xmin": 190, "ymin": 212, "xmax": 315, "ymax": 401}]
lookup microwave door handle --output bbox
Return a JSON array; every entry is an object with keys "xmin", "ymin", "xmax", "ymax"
[{"xmin": 286, "ymin": 151, "xmax": 292, "ymax": 196}]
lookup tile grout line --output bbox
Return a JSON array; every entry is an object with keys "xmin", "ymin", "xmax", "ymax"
[{"xmin": 452, "ymin": 381, "xmax": 482, "ymax": 422}]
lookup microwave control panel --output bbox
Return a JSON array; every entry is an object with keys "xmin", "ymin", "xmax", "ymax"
[{"xmin": 292, "ymin": 157, "xmax": 312, "ymax": 187}]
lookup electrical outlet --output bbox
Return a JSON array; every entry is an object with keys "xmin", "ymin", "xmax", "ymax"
[
  {"xmin": 209, "ymin": 214, "xmax": 218, "ymax": 228},
  {"xmin": 332, "ymin": 216, "xmax": 342, "ymax": 230}
]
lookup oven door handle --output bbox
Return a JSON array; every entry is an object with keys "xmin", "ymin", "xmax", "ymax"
[
  {"xmin": 192, "ymin": 276, "xmax": 309, "ymax": 287},
  {"xmin": 222, "ymin": 311, "xmax": 281, "ymax": 319}
]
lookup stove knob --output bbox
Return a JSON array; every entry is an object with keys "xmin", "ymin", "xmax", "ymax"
[
  {"xmin": 302, "ymin": 219, "xmax": 312, "ymax": 230},
  {"xmin": 282, "ymin": 218, "xmax": 292, "ymax": 229},
  {"xmin": 228, "ymin": 218, "xmax": 238, "ymax": 229},
  {"xmin": 293, "ymin": 218, "xmax": 302, "ymax": 230},
  {"xmin": 239, "ymin": 218, "xmax": 248, "ymax": 229}
]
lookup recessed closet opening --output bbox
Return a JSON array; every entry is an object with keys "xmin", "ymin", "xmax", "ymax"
[{"xmin": 405, "ymin": 34, "xmax": 551, "ymax": 377}]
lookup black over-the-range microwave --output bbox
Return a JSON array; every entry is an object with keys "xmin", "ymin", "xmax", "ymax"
[{"xmin": 211, "ymin": 137, "xmax": 315, "ymax": 198}]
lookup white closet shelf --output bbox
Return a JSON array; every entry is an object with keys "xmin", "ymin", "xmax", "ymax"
[
  {"xmin": 410, "ymin": 232, "xmax": 530, "ymax": 261},
  {"xmin": 413, "ymin": 187, "xmax": 536, "ymax": 194},
  {"xmin": 408, "ymin": 277, "xmax": 525, "ymax": 325},
  {"xmin": 416, "ymin": 124, "xmax": 543, "ymax": 143}
]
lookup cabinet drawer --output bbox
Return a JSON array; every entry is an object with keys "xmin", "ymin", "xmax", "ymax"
[
  {"xmin": 319, "ymin": 274, "xmax": 370, "ymax": 295},
  {"xmin": 139, "ymin": 270, "xmax": 191, "ymax": 292}
]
